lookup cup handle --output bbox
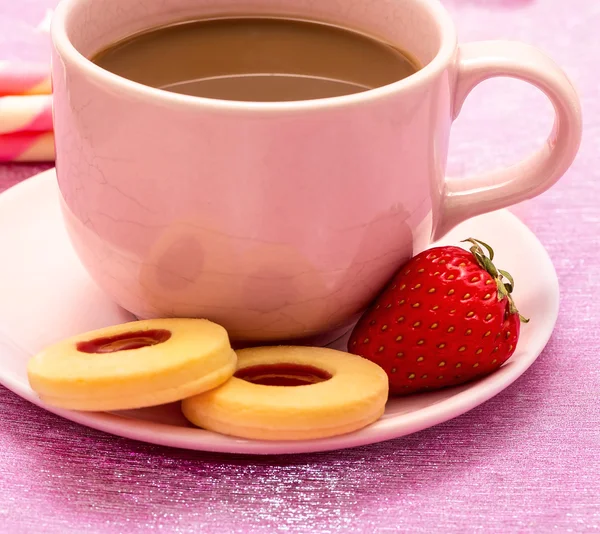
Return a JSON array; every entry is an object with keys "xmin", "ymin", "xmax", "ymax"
[{"xmin": 433, "ymin": 41, "xmax": 582, "ymax": 240}]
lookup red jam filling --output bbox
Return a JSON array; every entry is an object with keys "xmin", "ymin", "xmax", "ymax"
[
  {"xmin": 76, "ymin": 329, "xmax": 172, "ymax": 354},
  {"xmin": 234, "ymin": 363, "xmax": 332, "ymax": 387}
]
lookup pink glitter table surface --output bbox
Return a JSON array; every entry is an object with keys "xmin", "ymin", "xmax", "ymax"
[{"xmin": 0, "ymin": 0, "xmax": 598, "ymax": 532}]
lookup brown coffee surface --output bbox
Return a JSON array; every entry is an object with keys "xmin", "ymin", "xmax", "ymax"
[{"xmin": 92, "ymin": 17, "xmax": 419, "ymax": 102}]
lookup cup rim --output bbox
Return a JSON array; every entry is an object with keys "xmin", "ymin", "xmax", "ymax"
[{"xmin": 51, "ymin": 0, "xmax": 458, "ymax": 113}]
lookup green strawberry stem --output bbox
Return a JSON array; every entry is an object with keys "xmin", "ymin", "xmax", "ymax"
[{"xmin": 462, "ymin": 238, "xmax": 529, "ymax": 323}]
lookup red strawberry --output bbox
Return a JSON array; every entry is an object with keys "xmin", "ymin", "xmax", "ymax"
[{"xmin": 348, "ymin": 239, "xmax": 527, "ymax": 395}]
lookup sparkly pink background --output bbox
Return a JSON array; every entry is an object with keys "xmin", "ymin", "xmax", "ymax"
[{"xmin": 0, "ymin": 0, "xmax": 598, "ymax": 532}]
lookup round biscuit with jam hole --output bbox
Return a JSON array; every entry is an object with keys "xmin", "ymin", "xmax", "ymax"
[
  {"xmin": 27, "ymin": 318, "xmax": 236, "ymax": 411},
  {"xmin": 181, "ymin": 346, "xmax": 389, "ymax": 441}
]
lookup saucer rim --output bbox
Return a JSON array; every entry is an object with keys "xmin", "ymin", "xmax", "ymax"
[{"xmin": 0, "ymin": 169, "xmax": 559, "ymax": 455}]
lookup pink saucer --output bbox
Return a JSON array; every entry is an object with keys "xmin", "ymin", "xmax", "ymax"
[{"xmin": 0, "ymin": 169, "xmax": 559, "ymax": 454}]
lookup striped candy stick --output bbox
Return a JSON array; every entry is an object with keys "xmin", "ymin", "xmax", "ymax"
[
  {"xmin": 0, "ymin": 94, "xmax": 52, "ymax": 134},
  {"xmin": 0, "ymin": 61, "xmax": 51, "ymax": 96},
  {"xmin": 0, "ymin": 131, "xmax": 55, "ymax": 162}
]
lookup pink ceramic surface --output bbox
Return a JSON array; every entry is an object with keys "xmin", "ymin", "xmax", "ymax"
[
  {"xmin": 0, "ymin": 169, "xmax": 558, "ymax": 454},
  {"xmin": 50, "ymin": 0, "xmax": 581, "ymax": 342}
]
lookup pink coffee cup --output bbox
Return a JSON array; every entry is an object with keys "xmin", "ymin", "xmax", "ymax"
[{"xmin": 51, "ymin": 0, "xmax": 582, "ymax": 343}]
